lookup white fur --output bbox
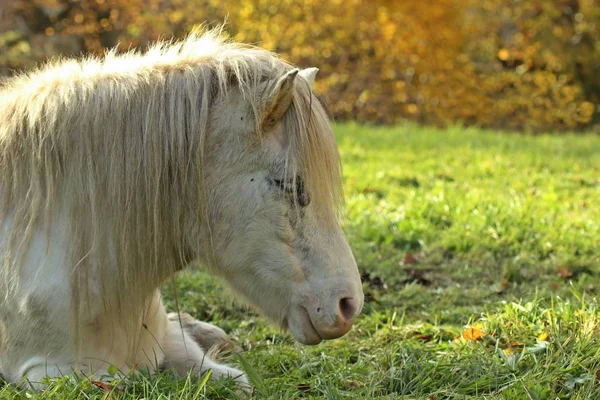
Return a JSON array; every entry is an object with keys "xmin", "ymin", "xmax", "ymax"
[
  {"xmin": 0, "ymin": 30, "xmax": 363, "ymax": 389},
  {"xmin": 299, "ymin": 67, "xmax": 319, "ymax": 87}
]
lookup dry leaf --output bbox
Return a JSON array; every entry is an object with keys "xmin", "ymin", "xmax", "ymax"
[
  {"xmin": 463, "ymin": 327, "xmax": 486, "ymax": 340},
  {"xmin": 508, "ymin": 340, "xmax": 523, "ymax": 348},
  {"xmin": 557, "ymin": 267, "xmax": 573, "ymax": 279},
  {"xmin": 92, "ymin": 381, "xmax": 123, "ymax": 394},
  {"xmin": 404, "ymin": 252, "xmax": 418, "ymax": 265},
  {"xmin": 348, "ymin": 379, "xmax": 361, "ymax": 388},
  {"xmin": 415, "ymin": 333, "xmax": 433, "ymax": 341},
  {"xmin": 402, "ymin": 269, "xmax": 432, "ymax": 286}
]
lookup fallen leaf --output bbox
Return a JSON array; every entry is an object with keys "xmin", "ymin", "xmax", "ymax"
[
  {"xmin": 297, "ymin": 383, "xmax": 311, "ymax": 391},
  {"xmin": 348, "ymin": 379, "xmax": 361, "ymax": 388},
  {"xmin": 414, "ymin": 333, "xmax": 433, "ymax": 341},
  {"xmin": 508, "ymin": 339, "xmax": 523, "ymax": 348},
  {"xmin": 361, "ymin": 272, "xmax": 387, "ymax": 290},
  {"xmin": 463, "ymin": 327, "xmax": 486, "ymax": 340},
  {"xmin": 404, "ymin": 252, "xmax": 418, "ymax": 265},
  {"xmin": 596, "ymin": 369, "xmax": 600, "ymax": 381},
  {"xmin": 557, "ymin": 267, "xmax": 573, "ymax": 279},
  {"xmin": 92, "ymin": 381, "xmax": 112, "ymax": 391},
  {"xmin": 92, "ymin": 381, "xmax": 123, "ymax": 394},
  {"xmin": 402, "ymin": 269, "xmax": 432, "ymax": 286}
]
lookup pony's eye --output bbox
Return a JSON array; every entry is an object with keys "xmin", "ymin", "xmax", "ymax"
[
  {"xmin": 297, "ymin": 189, "xmax": 310, "ymax": 207},
  {"xmin": 269, "ymin": 177, "xmax": 310, "ymax": 207}
]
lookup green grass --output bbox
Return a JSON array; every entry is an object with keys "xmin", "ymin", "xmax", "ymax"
[{"xmin": 3, "ymin": 123, "xmax": 600, "ymax": 399}]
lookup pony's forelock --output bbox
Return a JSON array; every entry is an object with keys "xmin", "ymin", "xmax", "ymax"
[{"xmin": 283, "ymin": 80, "xmax": 343, "ymax": 222}]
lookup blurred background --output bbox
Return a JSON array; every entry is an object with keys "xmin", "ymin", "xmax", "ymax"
[{"xmin": 0, "ymin": 0, "xmax": 598, "ymax": 133}]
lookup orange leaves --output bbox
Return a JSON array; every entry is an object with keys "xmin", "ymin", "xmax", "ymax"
[
  {"xmin": 463, "ymin": 327, "xmax": 486, "ymax": 340},
  {"xmin": 455, "ymin": 323, "xmax": 487, "ymax": 343},
  {"xmin": 4, "ymin": 0, "xmax": 598, "ymax": 131},
  {"xmin": 457, "ymin": 320, "xmax": 552, "ymax": 368}
]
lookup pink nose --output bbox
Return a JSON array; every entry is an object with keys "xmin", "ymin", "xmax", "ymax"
[
  {"xmin": 338, "ymin": 296, "xmax": 360, "ymax": 322},
  {"xmin": 313, "ymin": 295, "xmax": 362, "ymax": 340}
]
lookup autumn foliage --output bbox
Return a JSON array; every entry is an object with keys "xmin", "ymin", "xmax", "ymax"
[{"xmin": 1, "ymin": 0, "xmax": 598, "ymax": 131}]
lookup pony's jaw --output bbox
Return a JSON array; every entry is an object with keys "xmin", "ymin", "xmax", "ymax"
[
  {"xmin": 286, "ymin": 305, "xmax": 322, "ymax": 345},
  {"xmin": 285, "ymin": 302, "xmax": 357, "ymax": 345}
]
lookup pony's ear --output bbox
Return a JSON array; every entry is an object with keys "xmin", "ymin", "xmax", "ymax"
[
  {"xmin": 298, "ymin": 67, "xmax": 318, "ymax": 88},
  {"xmin": 260, "ymin": 68, "xmax": 298, "ymax": 132}
]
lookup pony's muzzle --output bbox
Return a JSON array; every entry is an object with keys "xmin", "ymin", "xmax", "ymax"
[
  {"xmin": 288, "ymin": 283, "xmax": 364, "ymax": 345},
  {"xmin": 310, "ymin": 293, "xmax": 363, "ymax": 340}
]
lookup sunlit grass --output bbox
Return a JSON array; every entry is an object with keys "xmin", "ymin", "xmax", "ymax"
[{"xmin": 3, "ymin": 123, "xmax": 599, "ymax": 399}]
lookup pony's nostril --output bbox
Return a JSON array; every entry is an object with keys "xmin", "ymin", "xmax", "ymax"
[{"xmin": 338, "ymin": 297, "xmax": 357, "ymax": 322}]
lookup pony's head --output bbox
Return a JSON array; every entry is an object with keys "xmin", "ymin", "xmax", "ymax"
[{"xmin": 198, "ymin": 65, "xmax": 363, "ymax": 344}]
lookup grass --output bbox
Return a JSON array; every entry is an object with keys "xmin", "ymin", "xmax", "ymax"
[{"xmin": 2, "ymin": 123, "xmax": 600, "ymax": 399}]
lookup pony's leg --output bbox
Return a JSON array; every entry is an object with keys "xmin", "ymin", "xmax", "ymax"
[
  {"xmin": 160, "ymin": 319, "xmax": 248, "ymax": 387},
  {"xmin": 166, "ymin": 312, "xmax": 235, "ymax": 353},
  {"xmin": 17, "ymin": 357, "xmax": 113, "ymax": 390}
]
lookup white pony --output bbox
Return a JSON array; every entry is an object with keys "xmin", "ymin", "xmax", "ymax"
[{"xmin": 0, "ymin": 30, "xmax": 363, "ymax": 388}]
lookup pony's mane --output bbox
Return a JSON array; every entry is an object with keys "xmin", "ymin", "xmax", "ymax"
[{"xmin": 0, "ymin": 29, "xmax": 342, "ymax": 327}]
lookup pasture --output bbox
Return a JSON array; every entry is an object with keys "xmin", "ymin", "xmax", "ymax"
[{"xmin": 2, "ymin": 123, "xmax": 599, "ymax": 399}]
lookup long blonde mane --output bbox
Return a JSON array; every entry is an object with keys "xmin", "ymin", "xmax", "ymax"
[{"xmin": 0, "ymin": 29, "xmax": 342, "ymax": 338}]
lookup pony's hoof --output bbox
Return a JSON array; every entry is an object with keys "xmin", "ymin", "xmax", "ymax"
[
  {"xmin": 167, "ymin": 312, "xmax": 237, "ymax": 357},
  {"xmin": 212, "ymin": 365, "xmax": 250, "ymax": 390}
]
